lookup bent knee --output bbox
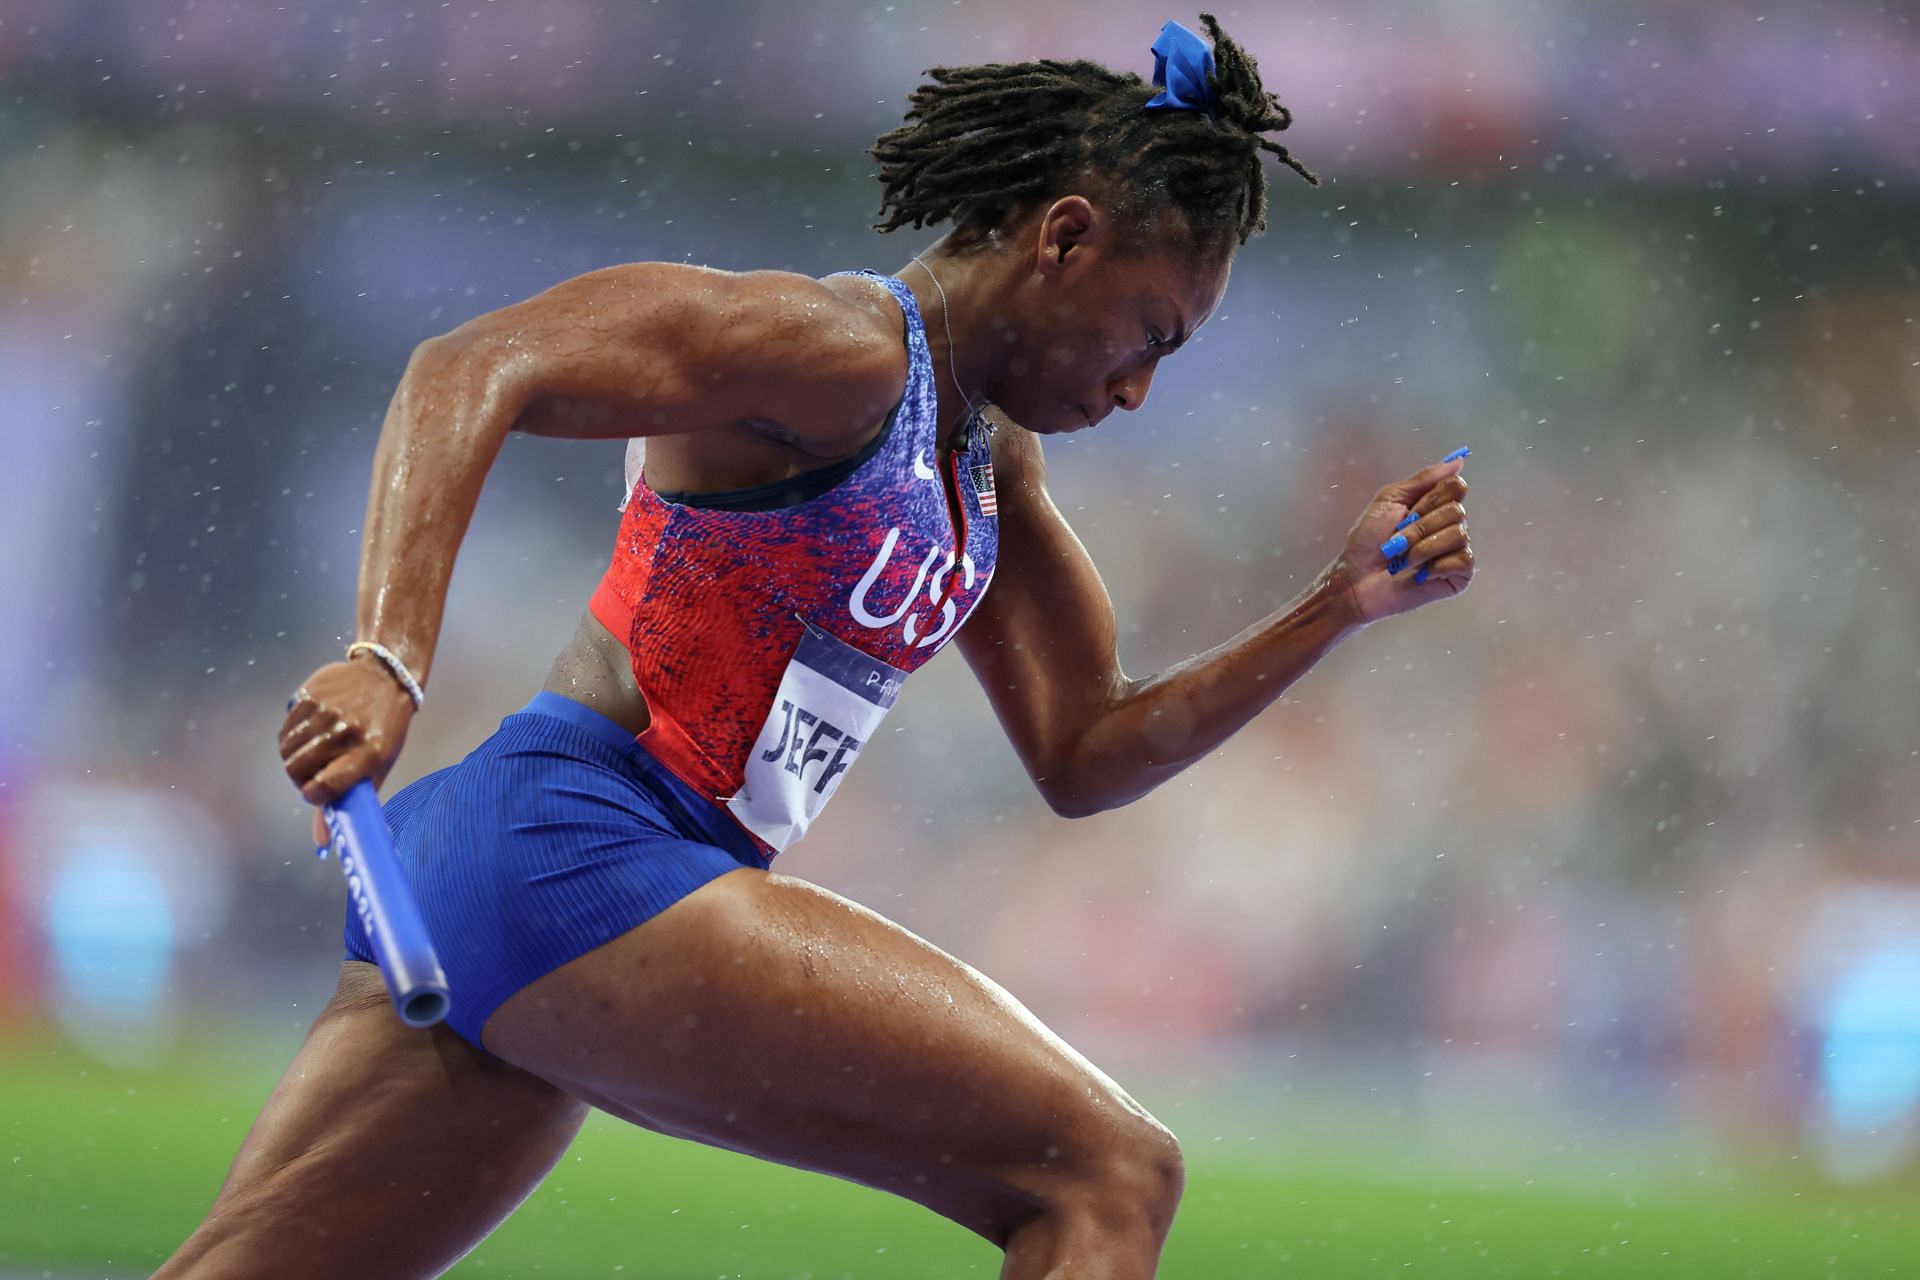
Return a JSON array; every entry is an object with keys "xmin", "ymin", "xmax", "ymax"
[
  {"xmin": 1092, "ymin": 1114, "xmax": 1185, "ymax": 1234},
  {"xmin": 1022, "ymin": 1109, "xmax": 1185, "ymax": 1240}
]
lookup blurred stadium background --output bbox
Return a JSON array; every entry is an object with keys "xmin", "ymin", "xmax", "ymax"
[{"xmin": 3, "ymin": 0, "xmax": 1918, "ymax": 1274}]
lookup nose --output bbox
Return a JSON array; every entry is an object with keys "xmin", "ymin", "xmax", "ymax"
[{"xmin": 1109, "ymin": 365, "xmax": 1155, "ymax": 413}]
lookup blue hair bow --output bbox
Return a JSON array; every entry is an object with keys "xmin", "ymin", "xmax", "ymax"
[{"xmin": 1143, "ymin": 19, "xmax": 1215, "ymax": 116}]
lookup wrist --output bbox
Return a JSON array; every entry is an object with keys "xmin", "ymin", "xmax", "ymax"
[
  {"xmin": 1310, "ymin": 563, "xmax": 1371, "ymax": 637},
  {"xmin": 347, "ymin": 640, "xmax": 426, "ymax": 709}
]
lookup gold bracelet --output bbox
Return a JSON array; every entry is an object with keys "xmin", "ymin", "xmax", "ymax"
[{"xmin": 346, "ymin": 641, "xmax": 425, "ymax": 709}]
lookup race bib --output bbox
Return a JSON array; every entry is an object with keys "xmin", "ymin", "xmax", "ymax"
[{"xmin": 725, "ymin": 618, "xmax": 907, "ymax": 852}]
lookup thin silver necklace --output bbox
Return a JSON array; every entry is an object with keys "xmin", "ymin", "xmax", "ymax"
[{"xmin": 911, "ymin": 256, "xmax": 993, "ymax": 443}]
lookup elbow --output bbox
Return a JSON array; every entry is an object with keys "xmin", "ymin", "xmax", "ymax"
[
  {"xmin": 1034, "ymin": 770, "xmax": 1111, "ymax": 820},
  {"xmin": 1029, "ymin": 703, "xmax": 1134, "ymax": 819},
  {"xmin": 411, "ymin": 330, "xmax": 457, "ymax": 362},
  {"xmin": 405, "ymin": 330, "xmax": 468, "ymax": 379},
  {"xmin": 398, "ymin": 331, "xmax": 473, "ymax": 397},
  {"xmin": 400, "ymin": 329, "xmax": 520, "ymax": 428},
  {"xmin": 1047, "ymin": 795, "xmax": 1107, "ymax": 821}
]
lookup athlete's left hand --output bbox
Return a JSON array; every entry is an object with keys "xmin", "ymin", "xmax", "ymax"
[{"xmin": 1325, "ymin": 456, "xmax": 1475, "ymax": 627}]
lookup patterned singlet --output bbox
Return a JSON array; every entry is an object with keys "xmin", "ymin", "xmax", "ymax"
[{"xmin": 587, "ymin": 270, "xmax": 1000, "ymax": 855}]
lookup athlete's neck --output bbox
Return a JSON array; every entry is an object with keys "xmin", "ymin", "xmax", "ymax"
[{"xmin": 899, "ymin": 247, "xmax": 1012, "ymax": 452}]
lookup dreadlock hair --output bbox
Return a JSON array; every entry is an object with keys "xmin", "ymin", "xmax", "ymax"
[{"xmin": 870, "ymin": 13, "xmax": 1318, "ymax": 261}]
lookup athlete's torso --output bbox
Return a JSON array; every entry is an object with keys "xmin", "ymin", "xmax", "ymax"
[{"xmin": 580, "ymin": 270, "xmax": 1000, "ymax": 855}]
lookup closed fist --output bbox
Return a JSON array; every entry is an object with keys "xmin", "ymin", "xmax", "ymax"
[
  {"xmin": 1328, "ymin": 456, "xmax": 1476, "ymax": 627},
  {"xmin": 281, "ymin": 653, "xmax": 416, "ymax": 844}
]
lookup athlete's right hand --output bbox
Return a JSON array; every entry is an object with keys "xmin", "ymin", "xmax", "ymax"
[{"xmin": 280, "ymin": 654, "xmax": 417, "ymax": 845}]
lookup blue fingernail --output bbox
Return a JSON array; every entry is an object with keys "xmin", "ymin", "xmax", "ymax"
[
  {"xmin": 1388, "ymin": 554, "xmax": 1407, "ymax": 575},
  {"xmin": 1414, "ymin": 565, "xmax": 1430, "ymax": 585},
  {"xmin": 1394, "ymin": 512, "xmax": 1419, "ymax": 532},
  {"xmin": 1441, "ymin": 446, "xmax": 1471, "ymax": 463},
  {"xmin": 315, "ymin": 843, "xmax": 330, "ymax": 860},
  {"xmin": 1380, "ymin": 533, "xmax": 1409, "ymax": 559}
]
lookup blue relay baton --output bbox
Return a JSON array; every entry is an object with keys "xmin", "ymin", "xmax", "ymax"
[{"xmin": 321, "ymin": 779, "xmax": 450, "ymax": 1028}]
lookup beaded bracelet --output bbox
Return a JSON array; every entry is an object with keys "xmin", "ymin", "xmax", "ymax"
[{"xmin": 346, "ymin": 640, "xmax": 426, "ymax": 709}]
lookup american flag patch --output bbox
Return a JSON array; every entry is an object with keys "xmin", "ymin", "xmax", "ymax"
[{"xmin": 971, "ymin": 462, "xmax": 997, "ymax": 517}]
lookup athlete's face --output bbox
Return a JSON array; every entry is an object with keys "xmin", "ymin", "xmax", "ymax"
[{"xmin": 993, "ymin": 199, "xmax": 1232, "ymax": 434}]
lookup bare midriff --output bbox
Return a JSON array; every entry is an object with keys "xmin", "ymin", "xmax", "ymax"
[{"xmin": 540, "ymin": 611, "xmax": 652, "ymax": 735}]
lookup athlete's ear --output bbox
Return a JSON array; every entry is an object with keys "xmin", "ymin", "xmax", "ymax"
[{"xmin": 1035, "ymin": 196, "xmax": 1099, "ymax": 278}]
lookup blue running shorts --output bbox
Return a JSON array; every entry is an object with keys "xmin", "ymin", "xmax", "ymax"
[{"xmin": 342, "ymin": 691, "xmax": 770, "ymax": 1052}]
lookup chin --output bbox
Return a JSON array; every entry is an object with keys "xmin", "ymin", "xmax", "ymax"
[
  {"xmin": 1038, "ymin": 406, "xmax": 1097, "ymax": 434},
  {"xmin": 987, "ymin": 392, "xmax": 1086, "ymax": 435}
]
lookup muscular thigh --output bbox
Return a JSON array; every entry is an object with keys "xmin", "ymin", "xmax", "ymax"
[
  {"xmin": 158, "ymin": 962, "xmax": 587, "ymax": 1280},
  {"xmin": 482, "ymin": 868, "xmax": 1159, "ymax": 1240}
]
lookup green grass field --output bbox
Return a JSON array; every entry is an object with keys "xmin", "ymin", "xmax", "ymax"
[{"xmin": 4, "ymin": 1033, "xmax": 1914, "ymax": 1278}]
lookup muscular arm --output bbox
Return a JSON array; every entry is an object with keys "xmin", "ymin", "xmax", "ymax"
[
  {"xmin": 352, "ymin": 264, "xmax": 905, "ymax": 691},
  {"xmin": 957, "ymin": 427, "xmax": 1367, "ymax": 818}
]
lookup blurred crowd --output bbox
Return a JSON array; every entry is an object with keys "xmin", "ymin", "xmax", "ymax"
[{"xmin": 2, "ymin": 0, "xmax": 1916, "ymax": 1179}]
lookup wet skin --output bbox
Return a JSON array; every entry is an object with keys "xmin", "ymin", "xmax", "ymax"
[
  {"xmin": 182, "ymin": 197, "xmax": 1475, "ymax": 1279},
  {"xmin": 544, "ymin": 199, "xmax": 1234, "ymax": 736}
]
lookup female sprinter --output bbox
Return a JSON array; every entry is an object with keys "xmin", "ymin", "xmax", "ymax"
[{"xmin": 161, "ymin": 15, "xmax": 1474, "ymax": 1279}]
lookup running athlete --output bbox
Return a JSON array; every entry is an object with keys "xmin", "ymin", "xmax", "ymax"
[{"xmin": 160, "ymin": 16, "xmax": 1474, "ymax": 1279}]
